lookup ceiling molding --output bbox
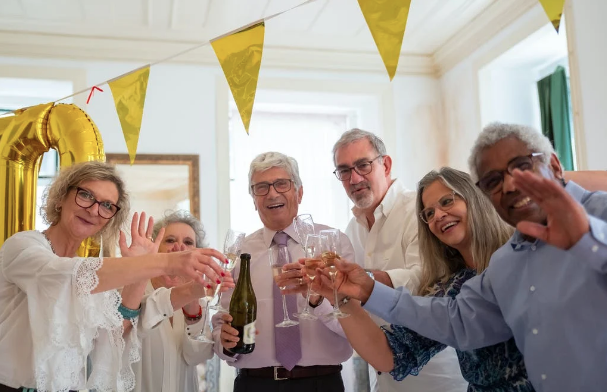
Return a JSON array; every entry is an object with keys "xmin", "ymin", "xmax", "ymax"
[
  {"xmin": 0, "ymin": 31, "xmax": 436, "ymax": 76},
  {"xmin": 433, "ymin": 0, "xmax": 539, "ymax": 76}
]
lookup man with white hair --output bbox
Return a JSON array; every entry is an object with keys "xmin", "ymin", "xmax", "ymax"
[
  {"xmin": 212, "ymin": 152, "xmax": 356, "ymax": 392},
  {"xmin": 332, "ymin": 128, "xmax": 466, "ymax": 392},
  {"xmin": 339, "ymin": 122, "xmax": 607, "ymax": 392}
]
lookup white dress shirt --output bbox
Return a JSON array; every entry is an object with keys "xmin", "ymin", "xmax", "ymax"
[
  {"xmin": 212, "ymin": 222, "xmax": 356, "ymax": 369},
  {"xmin": 346, "ymin": 180, "xmax": 467, "ymax": 392},
  {"xmin": 133, "ymin": 283, "xmax": 214, "ymax": 392},
  {"xmin": 0, "ymin": 231, "xmax": 139, "ymax": 392}
]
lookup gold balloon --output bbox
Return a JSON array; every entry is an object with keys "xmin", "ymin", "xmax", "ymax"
[{"xmin": 0, "ymin": 103, "xmax": 105, "ymax": 256}]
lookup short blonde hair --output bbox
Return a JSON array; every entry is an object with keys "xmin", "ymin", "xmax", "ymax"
[{"xmin": 41, "ymin": 161, "xmax": 130, "ymax": 246}]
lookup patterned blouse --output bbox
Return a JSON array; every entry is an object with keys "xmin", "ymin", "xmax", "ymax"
[{"xmin": 384, "ymin": 269, "xmax": 535, "ymax": 392}]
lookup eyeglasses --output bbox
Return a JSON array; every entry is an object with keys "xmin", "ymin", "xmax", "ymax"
[
  {"xmin": 333, "ymin": 155, "xmax": 383, "ymax": 181},
  {"xmin": 74, "ymin": 187, "xmax": 120, "ymax": 219},
  {"xmin": 419, "ymin": 191, "xmax": 458, "ymax": 224},
  {"xmin": 251, "ymin": 179, "xmax": 293, "ymax": 196},
  {"xmin": 476, "ymin": 153, "xmax": 544, "ymax": 195}
]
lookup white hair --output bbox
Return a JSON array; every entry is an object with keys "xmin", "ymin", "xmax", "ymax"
[
  {"xmin": 332, "ymin": 128, "xmax": 387, "ymax": 165},
  {"xmin": 468, "ymin": 122, "xmax": 555, "ymax": 181},
  {"xmin": 152, "ymin": 210, "xmax": 208, "ymax": 248},
  {"xmin": 248, "ymin": 152, "xmax": 302, "ymax": 196}
]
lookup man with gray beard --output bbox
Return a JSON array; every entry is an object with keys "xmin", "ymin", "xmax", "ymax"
[{"xmin": 332, "ymin": 129, "xmax": 466, "ymax": 392}]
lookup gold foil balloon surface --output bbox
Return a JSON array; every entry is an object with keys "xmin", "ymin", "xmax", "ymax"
[{"xmin": 0, "ymin": 103, "xmax": 105, "ymax": 256}]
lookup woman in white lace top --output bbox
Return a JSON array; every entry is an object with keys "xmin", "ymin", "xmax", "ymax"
[
  {"xmin": 131, "ymin": 211, "xmax": 235, "ymax": 392},
  {"xmin": 0, "ymin": 162, "xmax": 226, "ymax": 392}
]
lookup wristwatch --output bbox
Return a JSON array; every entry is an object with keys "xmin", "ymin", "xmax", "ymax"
[{"xmin": 366, "ymin": 270, "xmax": 375, "ymax": 281}]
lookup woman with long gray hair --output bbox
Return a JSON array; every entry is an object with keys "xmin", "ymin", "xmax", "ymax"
[
  {"xmin": 311, "ymin": 167, "xmax": 534, "ymax": 391},
  {"xmin": 131, "ymin": 210, "xmax": 234, "ymax": 392}
]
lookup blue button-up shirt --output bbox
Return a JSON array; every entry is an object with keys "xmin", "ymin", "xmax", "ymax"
[{"xmin": 364, "ymin": 182, "xmax": 607, "ymax": 392}]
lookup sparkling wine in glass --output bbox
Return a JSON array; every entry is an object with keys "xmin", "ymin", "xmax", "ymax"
[
  {"xmin": 320, "ymin": 229, "xmax": 349, "ymax": 319},
  {"xmin": 269, "ymin": 245, "xmax": 299, "ymax": 328},
  {"xmin": 211, "ymin": 229, "xmax": 246, "ymax": 312},
  {"xmin": 294, "ymin": 233, "xmax": 324, "ymax": 320}
]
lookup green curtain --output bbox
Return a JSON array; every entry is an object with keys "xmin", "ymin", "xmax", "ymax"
[{"xmin": 537, "ymin": 66, "xmax": 574, "ymax": 170}]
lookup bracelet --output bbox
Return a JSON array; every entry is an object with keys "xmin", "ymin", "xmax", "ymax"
[
  {"xmin": 309, "ymin": 296, "xmax": 324, "ymax": 308},
  {"xmin": 183, "ymin": 305, "xmax": 203, "ymax": 322},
  {"xmin": 118, "ymin": 303, "xmax": 141, "ymax": 320}
]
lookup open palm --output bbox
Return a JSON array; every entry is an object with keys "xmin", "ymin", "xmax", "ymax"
[{"xmin": 119, "ymin": 212, "xmax": 165, "ymax": 257}]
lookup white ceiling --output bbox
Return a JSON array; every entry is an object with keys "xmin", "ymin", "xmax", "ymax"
[{"xmin": 0, "ymin": 0, "xmax": 494, "ymax": 56}]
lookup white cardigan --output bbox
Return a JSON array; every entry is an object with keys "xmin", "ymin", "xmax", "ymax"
[{"xmin": 132, "ymin": 282, "xmax": 214, "ymax": 392}]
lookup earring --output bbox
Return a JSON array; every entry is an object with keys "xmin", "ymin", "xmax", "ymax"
[{"xmin": 55, "ymin": 205, "xmax": 61, "ymax": 212}]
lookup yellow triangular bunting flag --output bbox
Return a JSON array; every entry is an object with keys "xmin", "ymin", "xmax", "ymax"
[
  {"xmin": 212, "ymin": 22, "xmax": 265, "ymax": 134},
  {"xmin": 358, "ymin": 0, "xmax": 411, "ymax": 81},
  {"xmin": 538, "ymin": 0, "xmax": 566, "ymax": 32},
  {"xmin": 109, "ymin": 66, "xmax": 150, "ymax": 164}
]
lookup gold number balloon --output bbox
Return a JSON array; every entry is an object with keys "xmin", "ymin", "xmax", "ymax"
[{"xmin": 0, "ymin": 102, "xmax": 105, "ymax": 256}]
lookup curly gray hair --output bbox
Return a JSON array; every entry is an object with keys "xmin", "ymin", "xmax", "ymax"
[
  {"xmin": 41, "ymin": 161, "xmax": 130, "ymax": 247},
  {"xmin": 152, "ymin": 210, "xmax": 208, "ymax": 248},
  {"xmin": 468, "ymin": 122, "xmax": 555, "ymax": 181},
  {"xmin": 332, "ymin": 128, "xmax": 387, "ymax": 165},
  {"xmin": 248, "ymin": 152, "xmax": 302, "ymax": 196}
]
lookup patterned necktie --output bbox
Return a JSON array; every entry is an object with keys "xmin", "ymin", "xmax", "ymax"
[{"xmin": 272, "ymin": 231, "xmax": 302, "ymax": 370}]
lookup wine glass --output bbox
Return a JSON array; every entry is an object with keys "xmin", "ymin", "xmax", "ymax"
[
  {"xmin": 269, "ymin": 245, "xmax": 299, "ymax": 328},
  {"xmin": 211, "ymin": 229, "xmax": 246, "ymax": 312},
  {"xmin": 320, "ymin": 229, "xmax": 349, "ymax": 319},
  {"xmin": 294, "ymin": 233, "xmax": 324, "ymax": 320},
  {"xmin": 190, "ymin": 280, "xmax": 218, "ymax": 343},
  {"xmin": 293, "ymin": 214, "xmax": 315, "ymax": 250}
]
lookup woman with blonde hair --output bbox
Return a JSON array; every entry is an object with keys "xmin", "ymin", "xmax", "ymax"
[
  {"xmin": 311, "ymin": 167, "xmax": 534, "ymax": 391},
  {"xmin": 0, "ymin": 161, "xmax": 225, "ymax": 392}
]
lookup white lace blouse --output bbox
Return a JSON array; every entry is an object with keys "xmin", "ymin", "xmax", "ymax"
[{"xmin": 0, "ymin": 231, "xmax": 140, "ymax": 392}]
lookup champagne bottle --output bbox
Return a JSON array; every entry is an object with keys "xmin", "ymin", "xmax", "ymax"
[{"xmin": 226, "ymin": 253, "xmax": 257, "ymax": 354}]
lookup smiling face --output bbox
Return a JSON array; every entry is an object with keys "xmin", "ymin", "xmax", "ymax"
[
  {"xmin": 56, "ymin": 179, "xmax": 118, "ymax": 241},
  {"xmin": 155, "ymin": 221, "xmax": 197, "ymax": 288},
  {"xmin": 251, "ymin": 166, "xmax": 303, "ymax": 231},
  {"xmin": 334, "ymin": 138, "xmax": 392, "ymax": 211},
  {"xmin": 476, "ymin": 137, "xmax": 563, "ymax": 228},
  {"xmin": 421, "ymin": 180, "xmax": 470, "ymax": 252}
]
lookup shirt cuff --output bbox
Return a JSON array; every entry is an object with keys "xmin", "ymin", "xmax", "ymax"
[
  {"xmin": 141, "ymin": 287, "xmax": 175, "ymax": 330},
  {"xmin": 363, "ymin": 282, "xmax": 403, "ymax": 321},
  {"xmin": 569, "ymin": 215, "xmax": 607, "ymax": 274}
]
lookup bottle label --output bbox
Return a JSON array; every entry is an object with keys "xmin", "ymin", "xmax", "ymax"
[{"xmin": 243, "ymin": 321, "xmax": 256, "ymax": 344}]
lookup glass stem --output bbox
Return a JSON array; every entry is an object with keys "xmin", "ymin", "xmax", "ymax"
[
  {"xmin": 303, "ymin": 282, "xmax": 313, "ymax": 314},
  {"xmin": 331, "ymin": 273, "xmax": 340, "ymax": 312},
  {"xmin": 282, "ymin": 295, "xmax": 290, "ymax": 321},
  {"xmin": 200, "ymin": 305, "xmax": 210, "ymax": 337}
]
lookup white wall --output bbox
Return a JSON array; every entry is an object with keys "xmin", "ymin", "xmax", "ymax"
[
  {"xmin": 566, "ymin": 0, "xmax": 607, "ymax": 170},
  {"xmin": 441, "ymin": 0, "xmax": 607, "ymax": 172},
  {"xmin": 0, "ymin": 55, "xmax": 443, "ymax": 247}
]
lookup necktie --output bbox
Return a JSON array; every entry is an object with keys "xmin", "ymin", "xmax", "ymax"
[{"xmin": 272, "ymin": 231, "xmax": 302, "ymax": 370}]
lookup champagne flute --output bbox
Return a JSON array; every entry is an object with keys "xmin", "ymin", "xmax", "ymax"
[
  {"xmin": 293, "ymin": 214, "xmax": 315, "ymax": 250},
  {"xmin": 211, "ymin": 229, "xmax": 246, "ymax": 312},
  {"xmin": 269, "ymin": 245, "xmax": 299, "ymax": 328},
  {"xmin": 191, "ymin": 280, "xmax": 218, "ymax": 343},
  {"xmin": 294, "ymin": 233, "xmax": 324, "ymax": 320},
  {"xmin": 320, "ymin": 229, "xmax": 350, "ymax": 319}
]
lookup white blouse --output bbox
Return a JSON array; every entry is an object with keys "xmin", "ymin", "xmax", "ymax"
[
  {"xmin": 0, "ymin": 231, "xmax": 140, "ymax": 392},
  {"xmin": 132, "ymin": 283, "xmax": 214, "ymax": 392}
]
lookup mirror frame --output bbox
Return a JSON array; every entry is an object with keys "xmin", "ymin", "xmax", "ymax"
[{"xmin": 106, "ymin": 153, "xmax": 200, "ymax": 219}]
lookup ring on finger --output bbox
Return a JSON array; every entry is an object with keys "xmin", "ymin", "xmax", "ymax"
[
  {"xmin": 147, "ymin": 236, "xmax": 153, "ymax": 241},
  {"xmin": 298, "ymin": 277, "xmax": 303, "ymax": 285}
]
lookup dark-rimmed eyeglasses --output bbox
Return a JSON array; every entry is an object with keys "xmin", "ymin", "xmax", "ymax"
[
  {"xmin": 419, "ymin": 191, "xmax": 458, "ymax": 224},
  {"xmin": 74, "ymin": 187, "xmax": 120, "ymax": 219},
  {"xmin": 476, "ymin": 153, "xmax": 544, "ymax": 195},
  {"xmin": 333, "ymin": 155, "xmax": 383, "ymax": 181},
  {"xmin": 251, "ymin": 179, "xmax": 294, "ymax": 196}
]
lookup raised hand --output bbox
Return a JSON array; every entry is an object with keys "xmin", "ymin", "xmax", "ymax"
[
  {"xmin": 166, "ymin": 248, "xmax": 227, "ymax": 286},
  {"xmin": 312, "ymin": 259, "xmax": 375, "ymax": 303},
  {"xmin": 512, "ymin": 169, "xmax": 590, "ymax": 249},
  {"xmin": 275, "ymin": 261, "xmax": 308, "ymax": 296},
  {"xmin": 119, "ymin": 212, "xmax": 165, "ymax": 257}
]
